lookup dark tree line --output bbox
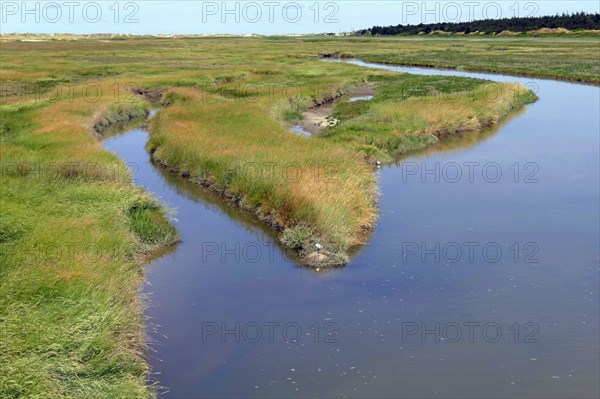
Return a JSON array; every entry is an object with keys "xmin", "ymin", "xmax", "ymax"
[{"xmin": 356, "ymin": 12, "xmax": 600, "ymax": 35}]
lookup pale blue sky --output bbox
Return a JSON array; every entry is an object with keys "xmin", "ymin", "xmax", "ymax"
[{"xmin": 1, "ymin": 1, "xmax": 598, "ymax": 34}]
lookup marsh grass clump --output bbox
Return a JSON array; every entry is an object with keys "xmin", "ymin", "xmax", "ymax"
[
  {"xmin": 160, "ymin": 91, "xmax": 191, "ymax": 106},
  {"xmin": 0, "ymin": 212, "xmax": 27, "ymax": 244},
  {"xmin": 281, "ymin": 224, "xmax": 351, "ymax": 267},
  {"xmin": 281, "ymin": 224, "xmax": 314, "ymax": 250},
  {"xmin": 128, "ymin": 198, "xmax": 179, "ymax": 246},
  {"xmin": 91, "ymin": 97, "xmax": 149, "ymax": 133}
]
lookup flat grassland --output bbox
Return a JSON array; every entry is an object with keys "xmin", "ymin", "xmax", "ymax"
[
  {"xmin": 347, "ymin": 34, "xmax": 600, "ymax": 83},
  {"xmin": 0, "ymin": 35, "xmax": 595, "ymax": 398}
]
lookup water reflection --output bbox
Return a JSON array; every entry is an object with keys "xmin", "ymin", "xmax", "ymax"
[{"xmin": 392, "ymin": 106, "xmax": 527, "ymax": 164}]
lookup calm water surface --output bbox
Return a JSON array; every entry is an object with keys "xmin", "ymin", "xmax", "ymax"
[{"xmin": 102, "ymin": 62, "xmax": 600, "ymax": 398}]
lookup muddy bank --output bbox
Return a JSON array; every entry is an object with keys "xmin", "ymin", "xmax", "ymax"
[
  {"xmin": 294, "ymin": 82, "xmax": 375, "ymax": 136},
  {"xmin": 317, "ymin": 51, "xmax": 354, "ymax": 59},
  {"xmin": 130, "ymin": 87, "xmax": 164, "ymax": 102}
]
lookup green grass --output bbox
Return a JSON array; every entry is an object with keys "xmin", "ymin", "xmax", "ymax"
[
  {"xmin": 324, "ymin": 75, "xmax": 538, "ymax": 160},
  {"xmin": 0, "ymin": 86, "xmax": 177, "ymax": 398},
  {"xmin": 128, "ymin": 201, "xmax": 179, "ymax": 246},
  {"xmin": 1, "ymin": 34, "xmax": 587, "ymax": 397},
  {"xmin": 91, "ymin": 97, "xmax": 150, "ymax": 134},
  {"xmin": 339, "ymin": 35, "xmax": 600, "ymax": 83}
]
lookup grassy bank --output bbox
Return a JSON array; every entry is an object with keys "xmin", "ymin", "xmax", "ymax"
[
  {"xmin": 0, "ymin": 87, "xmax": 177, "ymax": 398},
  {"xmin": 324, "ymin": 75, "xmax": 538, "ymax": 160},
  {"xmin": 0, "ymin": 35, "xmax": 561, "ymax": 397}
]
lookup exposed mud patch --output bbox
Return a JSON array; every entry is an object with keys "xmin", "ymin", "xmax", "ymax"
[
  {"xmin": 130, "ymin": 87, "xmax": 164, "ymax": 102},
  {"xmin": 294, "ymin": 83, "xmax": 375, "ymax": 136}
]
